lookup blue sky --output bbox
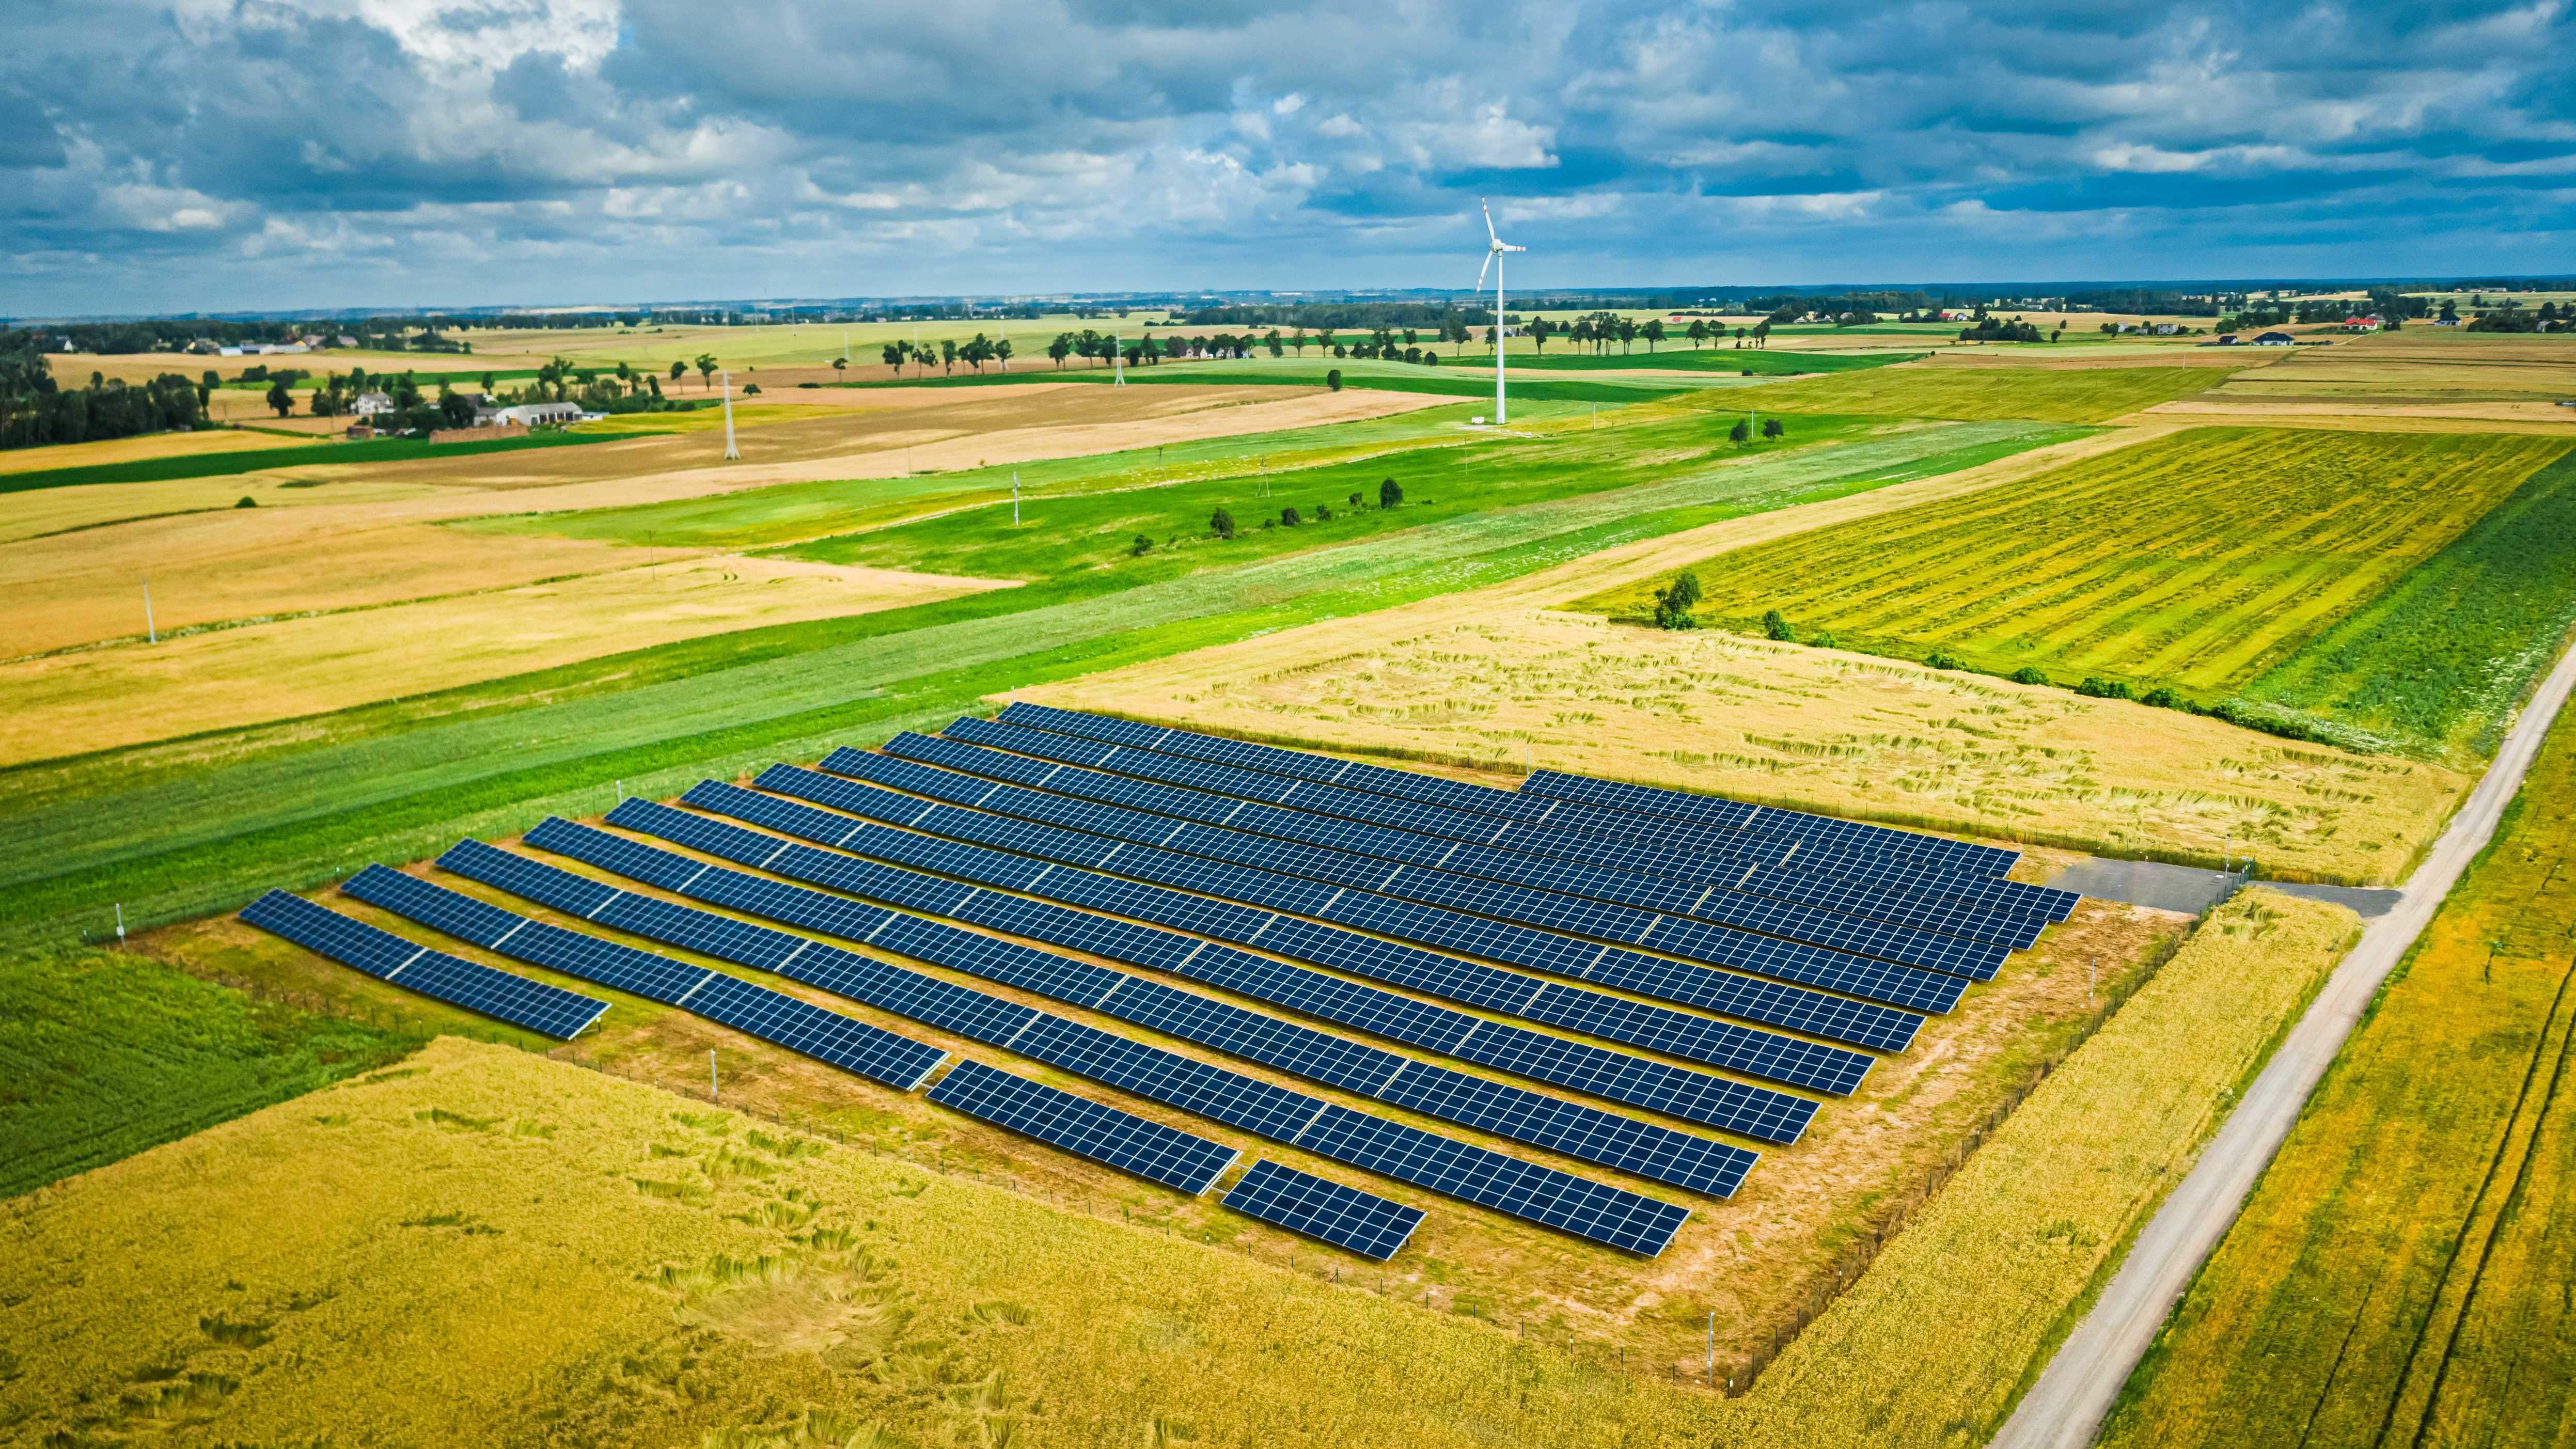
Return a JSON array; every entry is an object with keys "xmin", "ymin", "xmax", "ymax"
[{"xmin": 5, "ymin": 0, "xmax": 2572, "ymax": 316}]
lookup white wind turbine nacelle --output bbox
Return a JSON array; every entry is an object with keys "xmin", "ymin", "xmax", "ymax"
[{"xmin": 1476, "ymin": 198, "xmax": 1526, "ymax": 424}]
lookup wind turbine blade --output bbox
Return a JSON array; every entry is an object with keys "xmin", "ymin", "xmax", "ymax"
[
  {"xmin": 1482, "ymin": 198, "xmax": 1498, "ymax": 244},
  {"xmin": 1503, "ymin": 243, "xmax": 1527, "ymax": 253},
  {"xmin": 1477, "ymin": 250, "xmax": 1494, "ymax": 291}
]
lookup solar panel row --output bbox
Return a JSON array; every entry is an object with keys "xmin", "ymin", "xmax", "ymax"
[
  {"xmin": 929, "ymin": 1059, "xmax": 1240, "ymax": 1195},
  {"xmin": 239, "ymin": 888, "xmax": 609, "ymax": 1039},
  {"xmin": 554, "ymin": 806, "xmax": 1778, "ymax": 1185},
  {"xmin": 894, "ymin": 729, "xmax": 2049, "ymax": 953},
  {"xmin": 1520, "ymin": 768, "xmax": 2025, "ymax": 881},
  {"xmin": 803, "ymin": 751, "xmax": 1972, "ymax": 1013},
  {"xmin": 939, "ymin": 719, "xmax": 2059, "ymax": 964},
  {"xmin": 1221, "ymin": 1159, "xmax": 1424, "ymax": 1260},
  {"xmin": 885, "ymin": 730, "xmax": 2016, "ymax": 977},
  {"xmin": 445, "ymin": 832, "xmax": 1699, "ymax": 1252},
  {"xmin": 724, "ymin": 766, "xmax": 1913, "ymax": 1067},
  {"xmin": 339, "ymin": 865, "xmax": 951, "ymax": 1091},
  {"xmin": 988, "ymin": 704, "xmax": 2076, "ymax": 921}
]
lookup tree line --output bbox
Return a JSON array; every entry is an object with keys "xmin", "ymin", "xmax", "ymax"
[{"xmin": 0, "ymin": 340, "xmax": 209, "ymax": 450}]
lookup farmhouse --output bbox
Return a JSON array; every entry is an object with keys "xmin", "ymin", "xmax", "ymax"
[
  {"xmin": 491, "ymin": 401, "xmax": 591, "ymax": 427},
  {"xmin": 351, "ymin": 391, "xmax": 395, "ymax": 417},
  {"xmin": 2342, "ymin": 315, "xmax": 2382, "ymax": 332},
  {"xmin": 2252, "ymin": 330, "xmax": 2297, "ymax": 346}
]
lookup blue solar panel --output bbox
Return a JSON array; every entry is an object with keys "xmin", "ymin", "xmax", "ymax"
[
  {"xmin": 345, "ymin": 866, "xmax": 947, "ymax": 1090},
  {"xmin": 929, "ymin": 1060, "xmax": 1239, "ymax": 1195},
  {"xmin": 1521, "ymin": 768, "xmax": 2023, "ymax": 877},
  {"xmin": 1290, "ymin": 1104, "xmax": 1689, "ymax": 1256},
  {"xmin": 982, "ymin": 706, "xmax": 2077, "ymax": 924},
  {"xmin": 903, "ymin": 727, "xmax": 2019, "ymax": 980},
  {"xmin": 837, "ymin": 742, "xmax": 1990, "ymax": 1000},
  {"xmin": 560, "ymin": 811, "xmax": 1778, "ymax": 1184},
  {"xmin": 1222, "ymin": 1159, "xmax": 1424, "ymax": 1259},
  {"xmin": 238, "ymin": 887, "xmax": 607, "ymax": 1038},
  {"xmin": 731, "ymin": 768, "xmax": 1897, "ymax": 1083},
  {"xmin": 1378, "ymin": 1063, "xmax": 1752, "ymax": 1197}
]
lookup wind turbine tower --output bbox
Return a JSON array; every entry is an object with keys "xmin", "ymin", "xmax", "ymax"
[{"xmin": 1477, "ymin": 198, "xmax": 1527, "ymax": 425}]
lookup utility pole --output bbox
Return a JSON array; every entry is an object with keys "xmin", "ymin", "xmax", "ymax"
[
  {"xmin": 710, "ymin": 1049, "xmax": 719, "ymax": 1103},
  {"xmin": 1012, "ymin": 470, "xmax": 1021, "ymax": 526},
  {"xmin": 142, "ymin": 577, "xmax": 157, "ymax": 643},
  {"xmin": 720, "ymin": 369, "xmax": 740, "ymax": 460}
]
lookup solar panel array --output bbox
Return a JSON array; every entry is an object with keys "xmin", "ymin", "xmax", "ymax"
[
  {"xmin": 930, "ymin": 1060, "xmax": 1240, "ymax": 1195},
  {"xmin": 865, "ymin": 737, "xmax": 1973, "ymax": 1011},
  {"xmin": 544, "ymin": 807, "xmax": 1768, "ymax": 1192},
  {"xmin": 442, "ymin": 829, "xmax": 1698, "ymax": 1253},
  {"xmin": 902, "ymin": 728, "xmax": 2050, "ymax": 953},
  {"xmin": 239, "ymin": 888, "xmax": 608, "ymax": 1039},
  {"xmin": 338, "ymin": 864, "xmax": 950, "ymax": 1091},
  {"xmin": 1221, "ymin": 1160, "xmax": 1424, "ymax": 1259},
  {"xmin": 718, "ymin": 766, "xmax": 1895, "ymax": 1080},
  {"xmin": 989, "ymin": 702, "xmax": 2077, "ymax": 924},
  {"xmin": 876, "ymin": 731, "xmax": 2010, "ymax": 981}
]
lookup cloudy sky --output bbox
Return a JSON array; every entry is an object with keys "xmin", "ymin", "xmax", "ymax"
[{"xmin": 6, "ymin": 0, "xmax": 2572, "ymax": 315}]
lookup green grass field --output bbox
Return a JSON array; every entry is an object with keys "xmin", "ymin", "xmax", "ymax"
[
  {"xmin": 2239, "ymin": 448, "xmax": 2576, "ymax": 761},
  {"xmin": 1507, "ymin": 348, "xmax": 1915, "ymax": 374},
  {"xmin": 0, "ymin": 428, "xmax": 637, "ymax": 494},
  {"xmin": 1734, "ymin": 365, "xmax": 2235, "ymax": 422},
  {"xmin": 854, "ymin": 354, "xmax": 1719, "ymax": 402},
  {"xmin": 2101, "ymin": 707, "xmax": 2576, "ymax": 1449},
  {"xmin": 1576, "ymin": 428, "xmax": 2572, "ymax": 743},
  {"xmin": 0, "ymin": 417, "xmax": 2070, "ymax": 944},
  {"xmin": 0, "ymin": 948, "xmax": 419, "ymax": 1197},
  {"xmin": 472, "ymin": 398, "xmax": 1535, "ymax": 552}
]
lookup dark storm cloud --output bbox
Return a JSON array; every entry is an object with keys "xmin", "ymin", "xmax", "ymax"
[{"xmin": 2, "ymin": 0, "xmax": 2570, "ymax": 313}]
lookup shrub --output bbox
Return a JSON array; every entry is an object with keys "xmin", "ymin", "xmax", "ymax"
[
  {"xmin": 1379, "ymin": 477, "xmax": 1403, "ymax": 507},
  {"xmin": 1280, "ymin": 506, "xmax": 1301, "ymax": 527},
  {"xmin": 1762, "ymin": 608, "xmax": 1793, "ymax": 641},
  {"xmin": 1348, "ymin": 491, "xmax": 1363, "ymax": 508},
  {"xmin": 2009, "ymin": 666, "xmax": 2050, "ymax": 685},
  {"xmin": 1130, "ymin": 534, "xmax": 1153, "ymax": 556},
  {"xmin": 1315, "ymin": 503, "xmax": 1332, "ymax": 521},
  {"xmin": 2076, "ymin": 676, "xmax": 2134, "ymax": 699},
  {"xmin": 234, "ymin": 495, "xmax": 257, "ymax": 509},
  {"xmin": 1730, "ymin": 419, "xmax": 1752, "ymax": 443},
  {"xmin": 1326, "ymin": 368, "xmax": 1343, "ymax": 390},
  {"xmin": 1209, "ymin": 507, "xmax": 1236, "ymax": 539},
  {"xmin": 1811, "ymin": 631, "xmax": 1836, "ymax": 650},
  {"xmin": 1763, "ymin": 417, "xmax": 1784, "ymax": 438},
  {"xmin": 1925, "ymin": 650, "xmax": 1965, "ymax": 670},
  {"xmin": 2139, "ymin": 685, "xmax": 2198, "ymax": 712}
]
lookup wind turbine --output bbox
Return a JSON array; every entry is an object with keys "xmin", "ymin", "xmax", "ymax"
[{"xmin": 1477, "ymin": 198, "xmax": 1526, "ymax": 425}]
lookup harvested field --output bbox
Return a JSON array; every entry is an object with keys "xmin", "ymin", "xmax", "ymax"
[
  {"xmin": 0, "ymin": 557, "xmax": 1012, "ymax": 764},
  {"xmin": 1577, "ymin": 428, "xmax": 2572, "ymax": 707},
  {"xmin": 2102, "ymin": 707, "xmax": 2576, "ymax": 1449},
  {"xmin": 0, "ymin": 510, "xmax": 698, "ymax": 657},
  {"xmin": 1736, "ymin": 364, "xmax": 2236, "ymax": 422},
  {"xmin": 0, "ymin": 427, "xmax": 308, "ymax": 478},
  {"xmin": 1026, "ymin": 609, "xmax": 2465, "ymax": 885}
]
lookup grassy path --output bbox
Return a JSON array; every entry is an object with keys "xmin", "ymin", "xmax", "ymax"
[{"xmin": 2, "ymin": 421, "xmax": 2052, "ymax": 940}]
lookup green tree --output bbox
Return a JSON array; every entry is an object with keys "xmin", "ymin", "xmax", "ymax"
[
  {"xmin": 1642, "ymin": 319, "xmax": 1665, "ymax": 352},
  {"xmin": 1280, "ymin": 506, "xmax": 1301, "ymax": 526},
  {"xmin": 694, "ymin": 354, "xmax": 717, "ymax": 389},
  {"xmin": 1729, "ymin": 418, "xmax": 1751, "ymax": 443},
  {"xmin": 882, "ymin": 341, "xmax": 908, "ymax": 377},
  {"xmin": 1763, "ymin": 608, "xmax": 1794, "ymax": 641},
  {"xmin": 1326, "ymin": 368, "xmax": 1343, "ymax": 391},
  {"xmin": 265, "ymin": 378, "xmax": 294, "ymax": 417},
  {"xmin": 1652, "ymin": 571, "xmax": 1702, "ymax": 629},
  {"xmin": 1130, "ymin": 534, "xmax": 1153, "ymax": 556},
  {"xmin": 671, "ymin": 360, "xmax": 688, "ymax": 382},
  {"xmin": 1528, "ymin": 316, "xmax": 1552, "ymax": 354},
  {"xmin": 1762, "ymin": 417, "xmax": 1783, "ymax": 438},
  {"xmin": 939, "ymin": 338, "xmax": 957, "ymax": 375},
  {"xmin": 1616, "ymin": 318, "xmax": 1639, "ymax": 353},
  {"xmin": 831, "ymin": 356, "xmax": 847, "ymax": 375},
  {"xmin": 1266, "ymin": 329, "xmax": 1284, "ymax": 357},
  {"xmin": 1687, "ymin": 320, "xmax": 1708, "ymax": 348},
  {"xmin": 1048, "ymin": 334, "xmax": 1073, "ymax": 369},
  {"xmin": 1210, "ymin": 507, "xmax": 1236, "ymax": 539},
  {"xmin": 1378, "ymin": 476, "xmax": 1402, "ymax": 507},
  {"xmin": 995, "ymin": 338, "xmax": 1014, "ymax": 370}
]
